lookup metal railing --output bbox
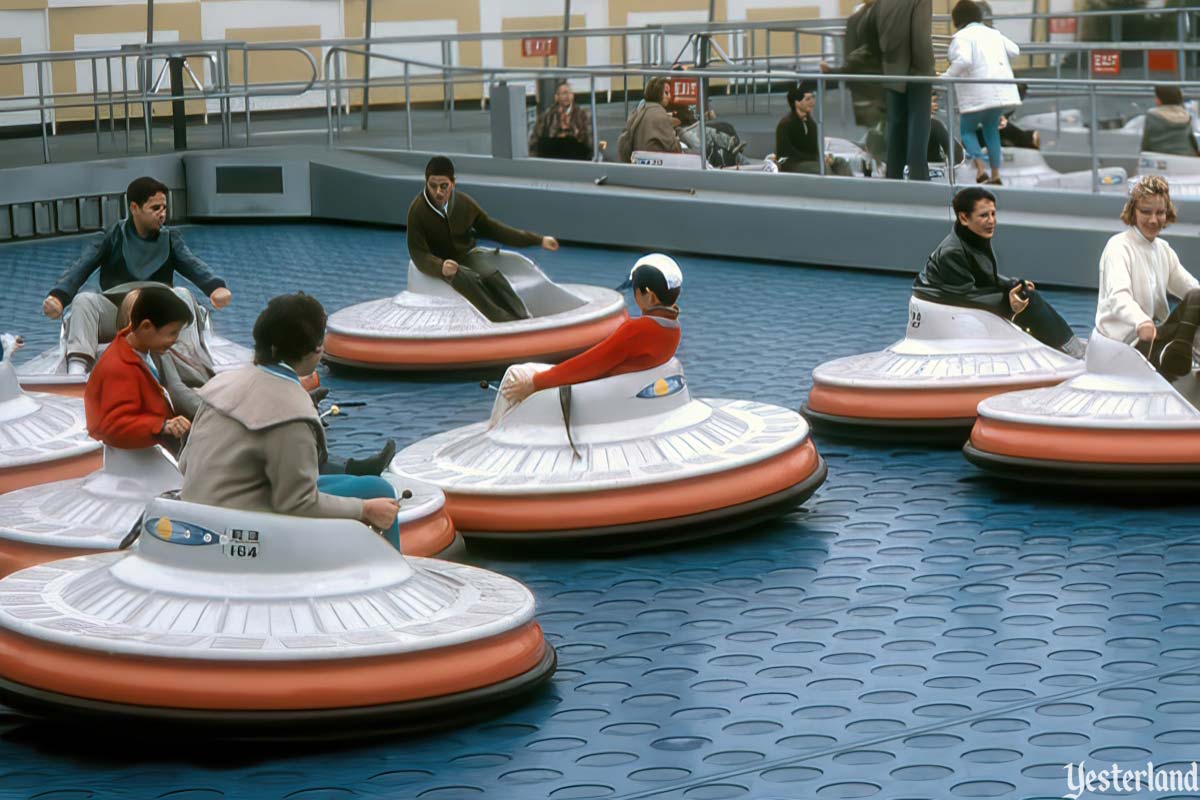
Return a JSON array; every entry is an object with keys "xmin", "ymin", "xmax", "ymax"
[
  {"xmin": 0, "ymin": 6, "xmax": 1195, "ymax": 170},
  {"xmin": 318, "ymin": 48, "xmax": 1200, "ymax": 194}
]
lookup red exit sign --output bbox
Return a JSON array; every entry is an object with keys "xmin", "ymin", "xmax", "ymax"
[
  {"xmin": 1048, "ymin": 17, "xmax": 1076, "ymax": 34},
  {"xmin": 669, "ymin": 76, "xmax": 699, "ymax": 104},
  {"xmin": 521, "ymin": 37, "xmax": 558, "ymax": 58},
  {"xmin": 1091, "ymin": 50, "xmax": 1121, "ymax": 75}
]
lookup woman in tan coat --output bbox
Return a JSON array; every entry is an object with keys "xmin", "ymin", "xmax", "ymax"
[{"xmin": 179, "ymin": 293, "xmax": 401, "ymax": 544}]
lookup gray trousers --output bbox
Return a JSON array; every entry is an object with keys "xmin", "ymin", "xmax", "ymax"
[
  {"xmin": 450, "ymin": 253, "xmax": 531, "ymax": 323},
  {"xmin": 64, "ymin": 286, "xmax": 213, "ymax": 385},
  {"xmin": 63, "ymin": 292, "xmax": 120, "ymax": 364}
]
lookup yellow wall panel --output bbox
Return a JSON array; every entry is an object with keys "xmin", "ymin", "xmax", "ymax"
[
  {"xmin": 225, "ymin": 25, "xmax": 322, "ymax": 86},
  {"xmin": 343, "ymin": 0, "xmax": 482, "ymax": 103},
  {"xmin": 746, "ymin": 6, "xmax": 821, "ymax": 61},
  {"xmin": 47, "ymin": 3, "xmax": 202, "ymax": 122},
  {"xmin": 0, "ymin": 0, "xmax": 45, "ymax": 9},
  {"xmin": 0, "ymin": 38, "xmax": 22, "ymax": 99}
]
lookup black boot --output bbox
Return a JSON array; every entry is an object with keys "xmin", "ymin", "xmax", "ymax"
[
  {"xmin": 344, "ymin": 439, "xmax": 397, "ymax": 476},
  {"xmin": 1159, "ymin": 323, "xmax": 1197, "ymax": 378}
]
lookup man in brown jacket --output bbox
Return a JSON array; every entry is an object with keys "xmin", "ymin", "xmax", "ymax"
[
  {"xmin": 876, "ymin": 0, "xmax": 934, "ymax": 180},
  {"xmin": 407, "ymin": 156, "xmax": 559, "ymax": 322},
  {"xmin": 617, "ymin": 77, "xmax": 682, "ymax": 162}
]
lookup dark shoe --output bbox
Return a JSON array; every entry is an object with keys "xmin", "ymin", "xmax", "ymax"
[
  {"xmin": 976, "ymin": 172, "xmax": 988, "ymax": 183},
  {"xmin": 1159, "ymin": 339, "xmax": 1195, "ymax": 378},
  {"xmin": 344, "ymin": 439, "xmax": 397, "ymax": 476},
  {"xmin": 987, "ymin": 177, "xmax": 1003, "ymax": 186},
  {"xmin": 1061, "ymin": 336, "xmax": 1087, "ymax": 359}
]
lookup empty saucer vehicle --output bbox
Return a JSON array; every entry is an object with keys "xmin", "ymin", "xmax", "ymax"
[
  {"xmin": 0, "ymin": 338, "xmax": 102, "ymax": 495},
  {"xmin": 803, "ymin": 295, "xmax": 1085, "ymax": 441},
  {"xmin": 389, "ymin": 357, "xmax": 827, "ymax": 553},
  {"xmin": 322, "ymin": 249, "xmax": 628, "ymax": 371},
  {"xmin": 0, "ymin": 495, "xmax": 554, "ymax": 736},
  {"xmin": 965, "ymin": 331, "xmax": 1200, "ymax": 488}
]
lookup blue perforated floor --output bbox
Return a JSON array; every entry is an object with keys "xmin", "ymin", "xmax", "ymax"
[{"xmin": 1, "ymin": 223, "xmax": 1198, "ymax": 800}]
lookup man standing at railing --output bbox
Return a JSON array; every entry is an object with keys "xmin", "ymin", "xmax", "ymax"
[
  {"xmin": 407, "ymin": 156, "xmax": 559, "ymax": 323},
  {"xmin": 876, "ymin": 0, "xmax": 935, "ymax": 180}
]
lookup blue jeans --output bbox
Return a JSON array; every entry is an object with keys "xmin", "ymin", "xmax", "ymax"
[
  {"xmin": 317, "ymin": 474, "xmax": 400, "ymax": 550},
  {"xmin": 961, "ymin": 107, "xmax": 1004, "ymax": 170},
  {"xmin": 884, "ymin": 84, "xmax": 932, "ymax": 181}
]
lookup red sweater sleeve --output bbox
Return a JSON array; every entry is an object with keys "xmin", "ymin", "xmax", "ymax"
[
  {"xmin": 533, "ymin": 318, "xmax": 648, "ymax": 390},
  {"xmin": 84, "ymin": 359, "xmax": 166, "ymax": 450}
]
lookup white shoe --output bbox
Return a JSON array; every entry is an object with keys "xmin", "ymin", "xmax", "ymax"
[{"xmin": 66, "ymin": 357, "xmax": 89, "ymax": 376}]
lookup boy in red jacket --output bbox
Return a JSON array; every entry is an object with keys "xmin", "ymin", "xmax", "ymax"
[
  {"xmin": 84, "ymin": 286, "xmax": 194, "ymax": 450},
  {"xmin": 502, "ymin": 253, "xmax": 683, "ymax": 404}
]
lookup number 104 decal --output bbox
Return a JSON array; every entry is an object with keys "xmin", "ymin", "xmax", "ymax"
[{"xmin": 222, "ymin": 528, "xmax": 261, "ymax": 559}]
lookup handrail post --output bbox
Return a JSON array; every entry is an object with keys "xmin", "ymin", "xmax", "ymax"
[
  {"xmin": 404, "ymin": 61, "xmax": 413, "ymax": 149},
  {"xmin": 816, "ymin": 75, "xmax": 825, "ymax": 176},
  {"xmin": 106, "ymin": 56, "xmax": 116, "ymax": 149},
  {"xmin": 325, "ymin": 49, "xmax": 334, "ymax": 148},
  {"xmin": 122, "ymin": 54, "xmax": 131, "ymax": 154},
  {"xmin": 1088, "ymin": 80, "xmax": 1099, "ymax": 194},
  {"xmin": 947, "ymin": 81, "xmax": 957, "ymax": 188},
  {"xmin": 765, "ymin": 27, "xmax": 771, "ymax": 112},
  {"xmin": 1177, "ymin": 10, "xmax": 1187, "ymax": 82},
  {"xmin": 142, "ymin": 54, "xmax": 153, "ymax": 153},
  {"xmin": 36, "ymin": 60, "xmax": 49, "ymax": 163},
  {"xmin": 92, "ymin": 58, "xmax": 101, "ymax": 154},
  {"xmin": 622, "ymin": 35, "xmax": 629, "ymax": 120},
  {"xmin": 243, "ymin": 48, "xmax": 251, "ymax": 145},
  {"xmin": 698, "ymin": 71, "xmax": 708, "ymax": 170},
  {"xmin": 590, "ymin": 74, "xmax": 599, "ymax": 161}
]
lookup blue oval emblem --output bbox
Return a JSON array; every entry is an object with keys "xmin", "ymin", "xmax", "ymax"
[
  {"xmin": 636, "ymin": 375, "xmax": 686, "ymax": 399},
  {"xmin": 143, "ymin": 517, "xmax": 220, "ymax": 546}
]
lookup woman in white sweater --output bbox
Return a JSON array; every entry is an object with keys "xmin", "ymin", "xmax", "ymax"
[
  {"xmin": 942, "ymin": 0, "xmax": 1021, "ymax": 185},
  {"xmin": 1096, "ymin": 175, "xmax": 1200, "ymax": 378}
]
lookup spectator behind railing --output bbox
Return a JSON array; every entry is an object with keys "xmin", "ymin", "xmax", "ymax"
[
  {"xmin": 529, "ymin": 80, "xmax": 594, "ymax": 161},
  {"xmin": 819, "ymin": 0, "xmax": 885, "ymax": 128},
  {"xmin": 876, "ymin": 0, "xmax": 935, "ymax": 180},
  {"xmin": 942, "ymin": 0, "xmax": 1021, "ymax": 185},
  {"xmin": 1142, "ymin": 86, "xmax": 1200, "ymax": 158},
  {"xmin": 617, "ymin": 77, "xmax": 682, "ymax": 163}
]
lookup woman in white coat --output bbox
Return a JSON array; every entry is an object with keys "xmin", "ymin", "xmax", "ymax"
[{"xmin": 941, "ymin": 0, "xmax": 1021, "ymax": 184}]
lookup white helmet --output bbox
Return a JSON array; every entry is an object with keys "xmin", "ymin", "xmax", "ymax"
[{"xmin": 625, "ymin": 253, "xmax": 683, "ymax": 292}]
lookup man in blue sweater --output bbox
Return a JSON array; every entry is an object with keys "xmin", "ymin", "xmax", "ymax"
[{"xmin": 41, "ymin": 176, "xmax": 232, "ymax": 374}]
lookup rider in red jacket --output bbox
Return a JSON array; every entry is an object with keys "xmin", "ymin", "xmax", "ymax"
[
  {"xmin": 503, "ymin": 254, "xmax": 683, "ymax": 403},
  {"xmin": 84, "ymin": 287, "xmax": 194, "ymax": 450}
]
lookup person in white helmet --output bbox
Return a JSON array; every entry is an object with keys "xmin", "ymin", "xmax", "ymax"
[{"xmin": 502, "ymin": 254, "xmax": 683, "ymax": 404}]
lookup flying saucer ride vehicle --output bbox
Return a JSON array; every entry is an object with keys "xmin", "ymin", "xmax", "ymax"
[
  {"xmin": 323, "ymin": 250, "xmax": 628, "ymax": 371},
  {"xmin": 0, "ymin": 495, "xmax": 555, "ymax": 736},
  {"xmin": 803, "ymin": 295, "xmax": 1086, "ymax": 441},
  {"xmin": 0, "ymin": 344, "xmax": 101, "ymax": 496},
  {"xmin": 964, "ymin": 331, "xmax": 1200, "ymax": 489},
  {"xmin": 389, "ymin": 357, "xmax": 827, "ymax": 553}
]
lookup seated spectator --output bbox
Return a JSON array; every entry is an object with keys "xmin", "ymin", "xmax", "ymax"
[
  {"xmin": 617, "ymin": 77, "xmax": 682, "ymax": 162},
  {"xmin": 501, "ymin": 254, "xmax": 682, "ymax": 405},
  {"xmin": 929, "ymin": 95, "xmax": 965, "ymax": 164},
  {"xmin": 180, "ymin": 294, "xmax": 402, "ymax": 548},
  {"xmin": 1097, "ymin": 176, "xmax": 1200, "ymax": 378},
  {"xmin": 84, "ymin": 286, "xmax": 194, "ymax": 453},
  {"xmin": 914, "ymin": 187, "xmax": 1084, "ymax": 357},
  {"xmin": 776, "ymin": 82, "xmax": 821, "ymax": 173},
  {"xmin": 529, "ymin": 81, "xmax": 593, "ymax": 161},
  {"xmin": 1141, "ymin": 86, "xmax": 1200, "ymax": 157}
]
